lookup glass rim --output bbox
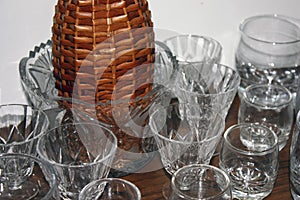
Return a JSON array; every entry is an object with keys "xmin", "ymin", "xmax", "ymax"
[
  {"xmin": 0, "ymin": 104, "xmax": 49, "ymax": 147},
  {"xmin": 239, "ymin": 14, "xmax": 300, "ymax": 44},
  {"xmin": 244, "ymin": 83, "xmax": 293, "ymax": 108},
  {"xmin": 171, "ymin": 164, "xmax": 231, "ymax": 200},
  {"xmin": 175, "ymin": 61, "xmax": 241, "ymax": 96},
  {"xmin": 37, "ymin": 122, "xmax": 118, "ymax": 168},
  {"xmin": 149, "ymin": 102, "xmax": 225, "ymax": 144},
  {"xmin": 163, "ymin": 34, "xmax": 223, "ymax": 49},
  {"xmin": 0, "ymin": 152, "xmax": 57, "ymax": 199},
  {"xmin": 223, "ymin": 123, "xmax": 279, "ymax": 155},
  {"xmin": 79, "ymin": 178, "xmax": 141, "ymax": 200}
]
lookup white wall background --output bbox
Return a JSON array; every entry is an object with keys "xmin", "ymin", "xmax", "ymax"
[{"xmin": 1, "ymin": 0, "xmax": 300, "ymax": 104}]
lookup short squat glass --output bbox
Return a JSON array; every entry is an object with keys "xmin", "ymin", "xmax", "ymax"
[
  {"xmin": 170, "ymin": 164, "xmax": 232, "ymax": 200},
  {"xmin": 238, "ymin": 84, "xmax": 294, "ymax": 150},
  {"xmin": 79, "ymin": 178, "xmax": 141, "ymax": 200},
  {"xmin": 219, "ymin": 123, "xmax": 279, "ymax": 200},
  {"xmin": 0, "ymin": 153, "xmax": 58, "ymax": 199}
]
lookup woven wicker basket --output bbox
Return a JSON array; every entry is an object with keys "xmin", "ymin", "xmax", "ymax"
[
  {"xmin": 51, "ymin": 0, "xmax": 155, "ymax": 175},
  {"xmin": 52, "ymin": 0, "xmax": 155, "ymax": 104}
]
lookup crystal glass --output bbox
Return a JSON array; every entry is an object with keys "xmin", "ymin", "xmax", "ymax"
[
  {"xmin": 0, "ymin": 153, "xmax": 58, "ymax": 199},
  {"xmin": 219, "ymin": 123, "xmax": 279, "ymax": 200},
  {"xmin": 235, "ymin": 14, "xmax": 300, "ymax": 98},
  {"xmin": 174, "ymin": 62, "xmax": 240, "ymax": 120},
  {"xmin": 0, "ymin": 104, "xmax": 49, "ymax": 155},
  {"xmin": 37, "ymin": 123, "xmax": 117, "ymax": 199},
  {"xmin": 238, "ymin": 84, "xmax": 294, "ymax": 150},
  {"xmin": 79, "ymin": 178, "xmax": 141, "ymax": 200},
  {"xmin": 150, "ymin": 102, "xmax": 225, "ymax": 175},
  {"xmin": 149, "ymin": 101, "xmax": 225, "ymax": 198},
  {"xmin": 169, "ymin": 164, "xmax": 232, "ymax": 200},
  {"xmin": 163, "ymin": 34, "xmax": 222, "ymax": 64},
  {"xmin": 290, "ymin": 111, "xmax": 300, "ymax": 199}
]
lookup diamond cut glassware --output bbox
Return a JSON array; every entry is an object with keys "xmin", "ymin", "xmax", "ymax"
[
  {"xmin": 37, "ymin": 123, "xmax": 118, "ymax": 199},
  {"xmin": 174, "ymin": 62, "xmax": 240, "ymax": 120},
  {"xmin": 163, "ymin": 34, "xmax": 223, "ymax": 64},
  {"xmin": 0, "ymin": 153, "xmax": 58, "ymax": 199},
  {"xmin": 0, "ymin": 104, "xmax": 49, "ymax": 155},
  {"xmin": 150, "ymin": 102, "xmax": 225, "ymax": 175}
]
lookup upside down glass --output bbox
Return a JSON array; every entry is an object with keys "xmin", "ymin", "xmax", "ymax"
[
  {"xmin": 170, "ymin": 164, "xmax": 232, "ymax": 200},
  {"xmin": 219, "ymin": 123, "xmax": 279, "ymax": 200},
  {"xmin": 235, "ymin": 14, "xmax": 300, "ymax": 98},
  {"xmin": 37, "ymin": 123, "xmax": 117, "ymax": 199},
  {"xmin": 238, "ymin": 84, "xmax": 294, "ymax": 151}
]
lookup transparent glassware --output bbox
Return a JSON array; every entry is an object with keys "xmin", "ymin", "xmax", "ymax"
[
  {"xmin": 170, "ymin": 164, "xmax": 232, "ymax": 200},
  {"xmin": 238, "ymin": 84, "xmax": 294, "ymax": 150},
  {"xmin": 79, "ymin": 178, "xmax": 141, "ymax": 200},
  {"xmin": 235, "ymin": 14, "xmax": 300, "ymax": 99},
  {"xmin": 163, "ymin": 34, "xmax": 223, "ymax": 64},
  {"xmin": 0, "ymin": 104, "xmax": 49, "ymax": 155},
  {"xmin": 149, "ymin": 101, "xmax": 225, "ymax": 198},
  {"xmin": 290, "ymin": 111, "xmax": 300, "ymax": 199},
  {"xmin": 219, "ymin": 123, "xmax": 279, "ymax": 200},
  {"xmin": 37, "ymin": 123, "xmax": 118, "ymax": 199},
  {"xmin": 0, "ymin": 153, "xmax": 58, "ymax": 199},
  {"xmin": 174, "ymin": 62, "xmax": 240, "ymax": 120}
]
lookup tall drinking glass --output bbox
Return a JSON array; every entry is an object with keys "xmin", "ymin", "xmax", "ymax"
[
  {"xmin": 235, "ymin": 14, "xmax": 300, "ymax": 99},
  {"xmin": 219, "ymin": 123, "xmax": 279, "ymax": 199}
]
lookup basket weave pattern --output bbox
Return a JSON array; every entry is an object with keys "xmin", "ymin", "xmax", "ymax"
[
  {"xmin": 52, "ymin": 0, "xmax": 155, "ymax": 104},
  {"xmin": 51, "ymin": 0, "xmax": 155, "ymax": 171}
]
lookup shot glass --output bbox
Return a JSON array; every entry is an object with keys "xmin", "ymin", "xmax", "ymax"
[
  {"xmin": 37, "ymin": 123, "xmax": 118, "ymax": 199},
  {"xmin": 0, "ymin": 153, "xmax": 58, "ymax": 199},
  {"xmin": 290, "ymin": 111, "xmax": 300, "ymax": 199},
  {"xmin": 219, "ymin": 123, "xmax": 279, "ymax": 200},
  {"xmin": 79, "ymin": 178, "xmax": 141, "ymax": 200},
  {"xmin": 149, "ymin": 102, "xmax": 225, "ymax": 175},
  {"xmin": 0, "ymin": 104, "xmax": 49, "ymax": 155},
  {"xmin": 169, "ymin": 164, "xmax": 232, "ymax": 200},
  {"xmin": 238, "ymin": 84, "xmax": 294, "ymax": 150}
]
